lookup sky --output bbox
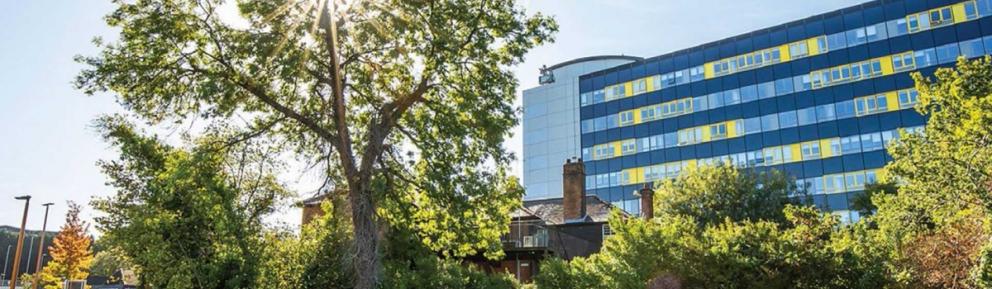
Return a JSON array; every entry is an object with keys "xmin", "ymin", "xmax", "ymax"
[{"xmin": 0, "ymin": 0, "xmax": 866, "ymax": 232}]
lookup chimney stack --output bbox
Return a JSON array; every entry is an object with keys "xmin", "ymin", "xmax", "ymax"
[
  {"xmin": 638, "ymin": 183, "xmax": 654, "ymax": 220},
  {"xmin": 562, "ymin": 157, "xmax": 586, "ymax": 222}
]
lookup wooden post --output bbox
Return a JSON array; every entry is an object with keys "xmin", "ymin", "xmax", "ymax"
[
  {"xmin": 9, "ymin": 195, "xmax": 31, "ymax": 289},
  {"xmin": 32, "ymin": 203, "xmax": 53, "ymax": 289}
]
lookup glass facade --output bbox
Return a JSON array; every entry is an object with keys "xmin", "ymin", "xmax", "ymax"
[
  {"xmin": 523, "ymin": 57, "xmax": 639, "ymax": 200},
  {"xmin": 577, "ymin": 0, "xmax": 992, "ymax": 220}
]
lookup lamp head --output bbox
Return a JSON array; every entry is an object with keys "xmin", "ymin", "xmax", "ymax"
[
  {"xmin": 42, "ymin": 203, "xmax": 54, "ymax": 206},
  {"xmin": 14, "ymin": 195, "xmax": 31, "ymax": 200}
]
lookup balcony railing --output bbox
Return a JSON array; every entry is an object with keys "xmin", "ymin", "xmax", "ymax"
[{"xmin": 502, "ymin": 220, "xmax": 549, "ymax": 249}]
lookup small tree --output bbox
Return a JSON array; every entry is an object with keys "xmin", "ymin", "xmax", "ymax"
[
  {"xmin": 654, "ymin": 164, "xmax": 802, "ymax": 226},
  {"xmin": 92, "ymin": 118, "xmax": 289, "ymax": 288},
  {"xmin": 38, "ymin": 202, "xmax": 94, "ymax": 289}
]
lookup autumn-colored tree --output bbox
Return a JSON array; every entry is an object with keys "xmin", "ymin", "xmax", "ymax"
[{"xmin": 38, "ymin": 202, "xmax": 94, "ymax": 289}]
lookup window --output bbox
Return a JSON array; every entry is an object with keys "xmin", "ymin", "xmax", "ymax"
[
  {"xmin": 887, "ymin": 18, "xmax": 909, "ymax": 37},
  {"xmin": 592, "ymin": 90, "xmax": 605, "ymax": 104},
  {"xmin": 966, "ymin": 1, "xmax": 980, "ymax": 19},
  {"xmin": 929, "ymin": 7, "xmax": 954, "ymax": 27},
  {"xmin": 809, "ymin": 177, "xmax": 824, "ymax": 194},
  {"xmin": 844, "ymin": 171, "xmax": 867, "ymax": 190},
  {"xmin": 790, "ymin": 41, "xmax": 809, "ymax": 58},
  {"xmin": 708, "ymin": 92, "xmax": 725, "ymax": 108},
  {"xmin": 606, "ymin": 85, "xmax": 626, "ymax": 101},
  {"xmin": 603, "ymin": 224, "xmax": 614, "ymax": 239},
  {"xmin": 757, "ymin": 81, "xmax": 776, "ymax": 99},
  {"xmin": 678, "ymin": 127, "xmax": 702, "ymax": 145},
  {"xmin": 892, "ymin": 52, "xmax": 915, "ymax": 71},
  {"xmin": 824, "ymin": 174, "xmax": 846, "ymax": 193},
  {"xmin": 761, "ymin": 114, "xmax": 779, "ymax": 131},
  {"xmin": 846, "ymin": 27, "xmax": 868, "ymax": 46},
  {"xmin": 724, "ymin": 89, "xmax": 741, "ymax": 105},
  {"xmin": 915, "ymin": 48, "xmax": 939, "ymax": 67},
  {"xmin": 619, "ymin": 111, "xmax": 635, "ymax": 126},
  {"xmin": 816, "ymin": 36, "xmax": 829, "ymax": 53},
  {"xmin": 793, "ymin": 74, "xmax": 812, "ymax": 92},
  {"xmin": 621, "ymin": 139, "xmax": 637, "ymax": 155},
  {"xmin": 779, "ymin": 111, "xmax": 798, "ymax": 128},
  {"xmin": 936, "ymin": 43, "xmax": 961, "ymax": 64},
  {"xmin": 865, "ymin": 23, "xmax": 887, "ymax": 42},
  {"xmin": 979, "ymin": 0, "xmax": 992, "ymax": 17},
  {"xmin": 690, "ymin": 66, "xmax": 705, "ymax": 81},
  {"xmin": 641, "ymin": 106, "xmax": 658, "ymax": 122},
  {"xmin": 632, "ymin": 79, "xmax": 647, "ymax": 94},
  {"xmin": 862, "ymin": 133, "xmax": 884, "ymax": 151},
  {"xmin": 960, "ymin": 37, "xmax": 986, "ymax": 58},
  {"xmin": 907, "ymin": 14, "xmax": 921, "ymax": 33},
  {"xmin": 693, "ymin": 96, "xmax": 709, "ymax": 112},
  {"xmin": 783, "ymin": 145, "xmax": 797, "ymax": 163},
  {"xmin": 801, "ymin": 141, "xmax": 821, "ymax": 160},
  {"xmin": 710, "ymin": 123, "xmax": 728, "ymax": 139},
  {"xmin": 840, "ymin": 135, "xmax": 862, "ymax": 154},
  {"xmin": 763, "ymin": 147, "xmax": 783, "ymax": 165},
  {"xmin": 797, "ymin": 107, "xmax": 817, "ymax": 126},
  {"xmin": 827, "ymin": 31, "xmax": 847, "ymax": 51},
  {"xmin": 816, "ymin": 104, "xmax": 836, "ymax": 121},
  {"xmin": 603, "ymin": 115, "xmax": 617, "ymax": 129},
  {"xmin": 898, "ymin": 89, "xmax": 919, "ymax": 108},
  {"xmin": 835, "ymin": 100, "xmax": 856, "ymax": 119},
  {"xmin": 744, "ymin": 117, "xmax": 762, "ymax": 134},
  {"xmin": 664, "ymin": 132, "xmax": 678, "ymax": 147},
  {"xmin": 855, "ymin": 94, "xmax": 888, "ymax": 116},
  {"xmin": 741, "ymin": 85, "xmax": 759, "ymax": 102},
  {"xmin": 775, "ymin": 78, "xmax": 794, "ymax": 95}
]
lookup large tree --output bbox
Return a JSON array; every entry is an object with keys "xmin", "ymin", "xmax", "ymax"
[{"xmin": 76, "ymin": 1, "xmax": 554, "ymax": 288}]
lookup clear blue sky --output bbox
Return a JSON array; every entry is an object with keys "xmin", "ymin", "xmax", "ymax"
[{"xmin": 0, "ymin": 0, "xmax": 865, "ymax": 231}]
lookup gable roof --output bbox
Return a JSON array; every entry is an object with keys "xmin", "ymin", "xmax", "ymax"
[{"xmin": 516, "ymin": 195, "xmax": 627, "ymax": 225}]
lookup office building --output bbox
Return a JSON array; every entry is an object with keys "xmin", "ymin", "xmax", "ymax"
[
  {"xmin": 576, "ymin": 0, "xmax": 992, "ymax": 222},
  {"xmin": 522, "ymin": 56, "xmax": 640, "ymax": 200}
]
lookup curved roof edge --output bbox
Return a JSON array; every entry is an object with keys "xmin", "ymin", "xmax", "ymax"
[{"xmin": 545, "ymin": 55, "xmax": 643, "ymax": 71}]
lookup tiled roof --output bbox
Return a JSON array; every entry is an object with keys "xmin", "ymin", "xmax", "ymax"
[{"xmin": 517, "ymin": 195, "xmax": 626, "ymax": 225}]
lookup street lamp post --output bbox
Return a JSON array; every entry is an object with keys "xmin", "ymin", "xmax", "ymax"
[
  {"xmin": 32, "ymin": 203, "xmax": 53, "ymax": 289},
  {"xmin": 3, "ymin": 244, "xmax": 11, "ymax": 281},
  {"xmin": 9, "ymin": 195, "xmax": 31, "ymax": 289}
]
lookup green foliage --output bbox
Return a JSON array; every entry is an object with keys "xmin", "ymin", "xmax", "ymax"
[
  {"xmin": 654, "ymin": 164, "xmax": 803, "ymax": 226},
  {"xmin": 536, "ymin": 165, "xmax": 893, "ymax": 289},
  {"xmin": 77, "ymin": 1, "xmax": 554, "ymax": 286},
  {"xmin": 92, "ymin": 117, "xmax": 289, "ymax": 289}
]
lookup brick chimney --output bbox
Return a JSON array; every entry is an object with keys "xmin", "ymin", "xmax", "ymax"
[
  {"xmin": 563, "ymin": 157, "xmax": 586, "ymax": 222},
  {"xmin": 638, "ymin": 183, "xmax": 654, "ymax": 220}
]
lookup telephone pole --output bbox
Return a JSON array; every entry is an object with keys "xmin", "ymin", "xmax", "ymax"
[
  {"xmin": 32, "ymin": 203, "xmax": 54, "ymax": 289},
  {"xmin": 10, "ymin": 195, "xmax": 31, "ymax": 289}
]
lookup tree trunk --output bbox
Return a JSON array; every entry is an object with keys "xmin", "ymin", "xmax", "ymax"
[{"xmin": 350, "ymin": 181, "xmax": 380, "ymax": 289}]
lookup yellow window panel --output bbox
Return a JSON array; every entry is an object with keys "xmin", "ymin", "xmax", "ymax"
[
  {"xmin": 807, "ymin": 37, "xmax": 822, "ymax": 55},
  {"xmin": 778, "ymin": 44, "xmax": 792, "ymax": 62},
  {"xmin": 611, "ymin": 142, "xmax": 622, "ymax": 156},
  {"xmin": 885, "ymin": 92, "xmax": 901, "ymax": 111},
  {"xmin": 704, "ymin": 63, "xmax": 715, "ymax": 79},
  {"xmin": 952, "ymin": 3, "xmax": 968, "ymax": 23},
  {"xmin": 632, "ymin": 167, "xmax": 645, "ymax": 184},
  {"xmin": 727, "ymin": 120, "xmax": 740, "ymax": 138},
  {"xmin": 624, "ymin": 82, "xmax": 634, "ymax": 97},
  {"xmin": 819, "ymin": 139, "xmax": 835, "ymax": 158},
  {"xmin": 879, "ymin": 55, "xmax": 895, "ymax": 75},
  {"xmin": 645, "ymin": 77, "xmax": 656, "ymax": 92},
  {"xmin": 701, "ymin": 125, "xmax": 712, "ymax": 142},
  {"xmin": 788, "ymin": 144, "xmax": 803, "ymax": 163},
  {"xmin": 632, "ymin": 108, "xmax": 643, "ymax": 124}
]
